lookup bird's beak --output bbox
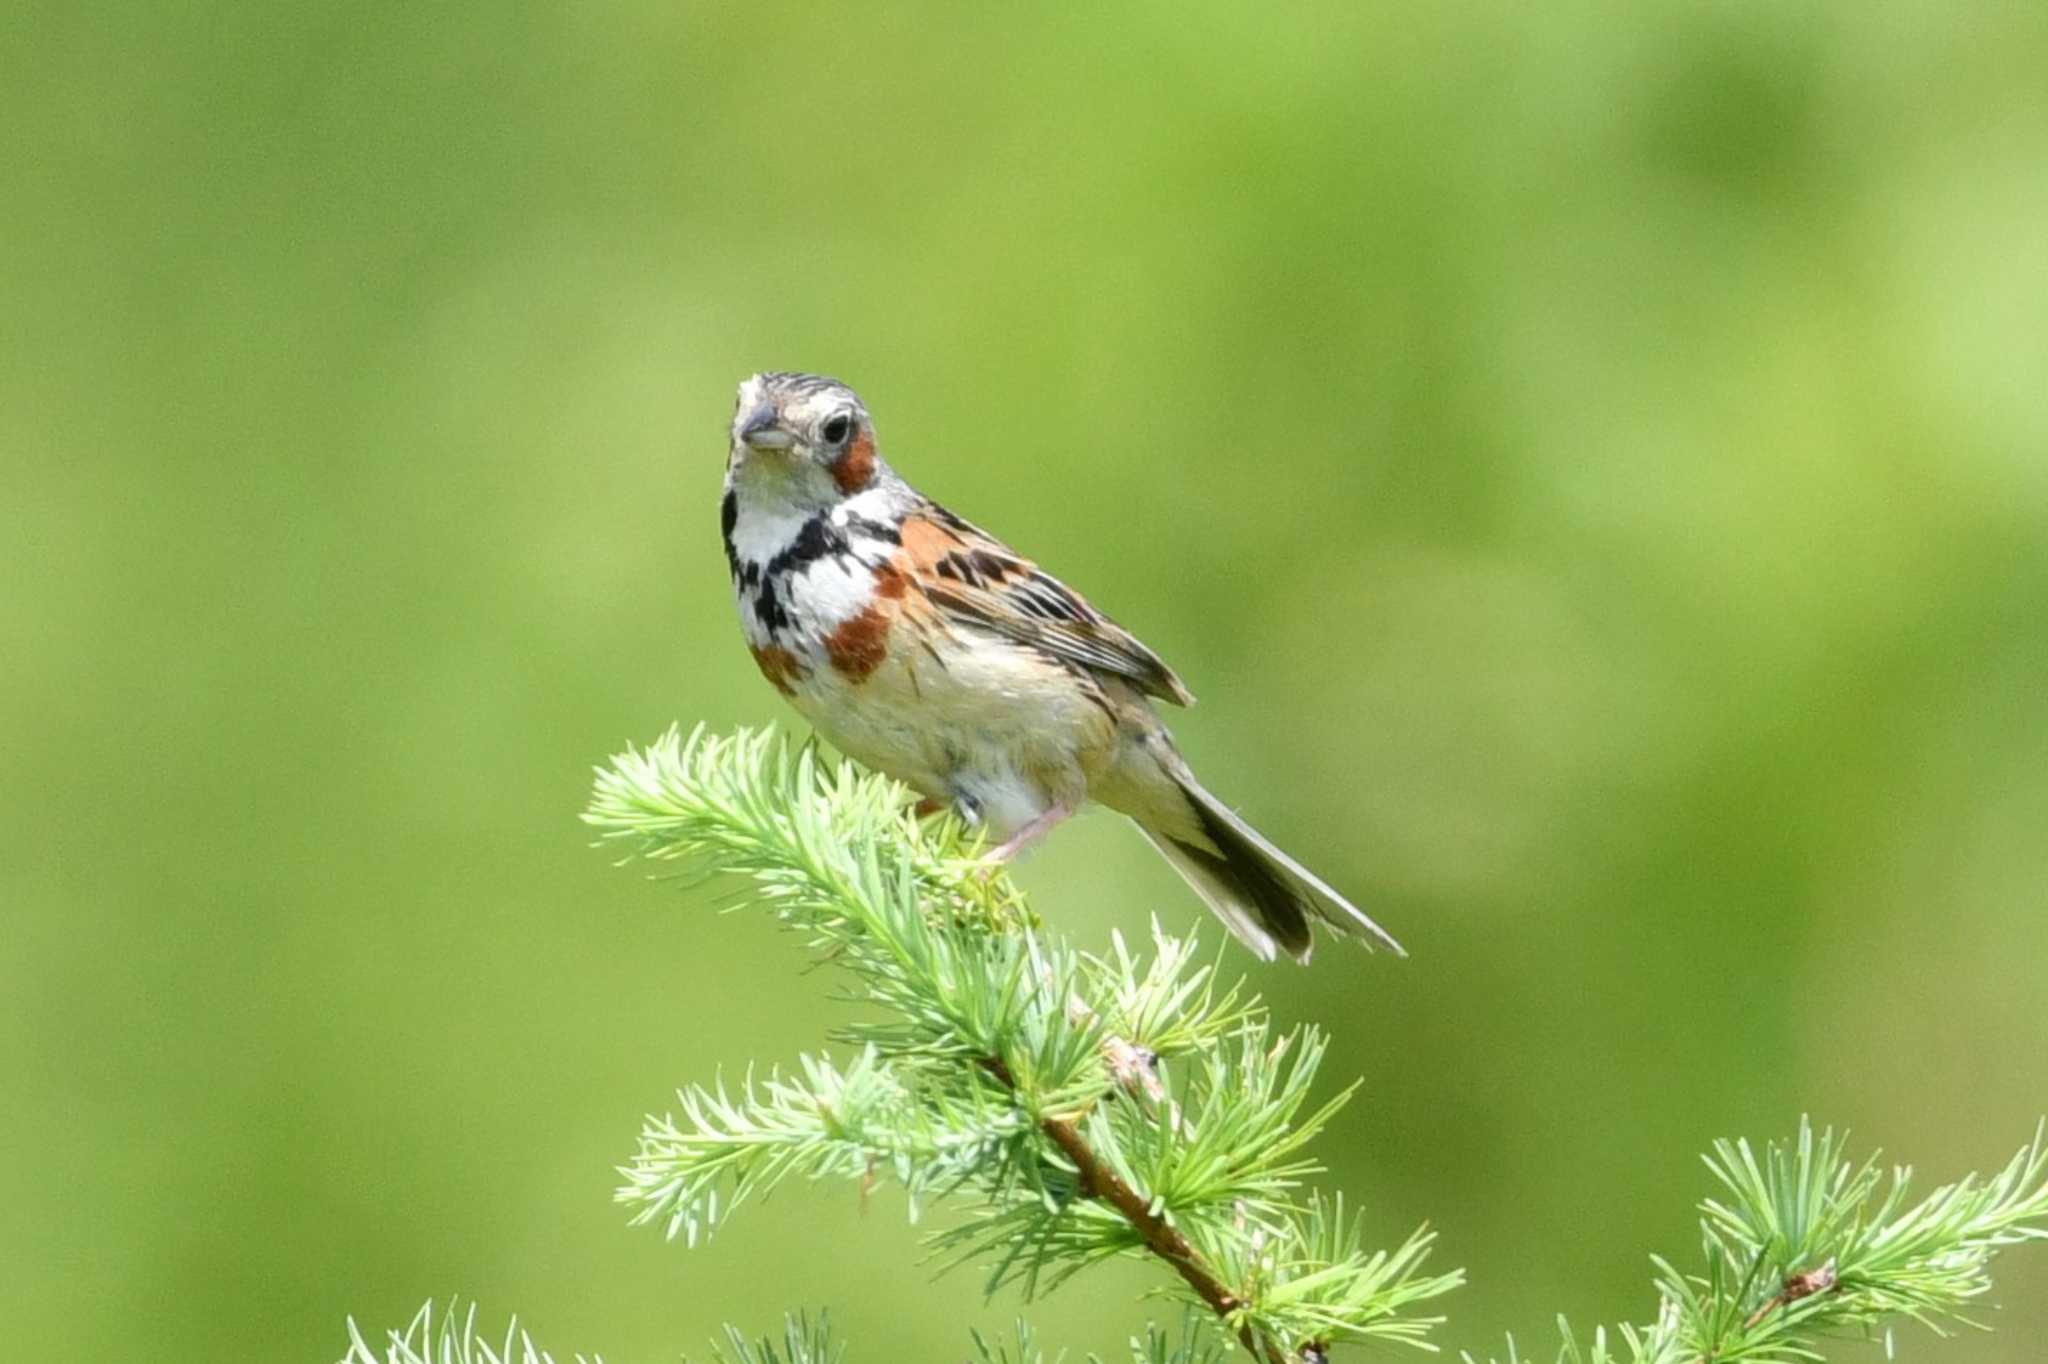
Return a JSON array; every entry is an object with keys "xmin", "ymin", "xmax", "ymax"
[{"xmin": 739, "ymin": 406, "xmax": 796, "ymax": 452}]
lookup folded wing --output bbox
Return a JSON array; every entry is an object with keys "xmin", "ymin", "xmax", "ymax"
[{"xmin": 902, "ymin": 502, "xmax": 1194, "ymax": 707}]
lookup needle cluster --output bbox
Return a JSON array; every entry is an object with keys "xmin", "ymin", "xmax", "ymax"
[
  {"xmin": 585, "ymin": 726, "xmax": 1458, "ymax": 1360},
  {"xmin": 1476, "ymin": 1120, "xmax": 2048, "ymax": 1364}
]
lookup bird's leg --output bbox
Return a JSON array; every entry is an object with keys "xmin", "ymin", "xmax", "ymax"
[{"xmin": 983, "ymin": 799, "xmax": 1074, "ymax": 864}]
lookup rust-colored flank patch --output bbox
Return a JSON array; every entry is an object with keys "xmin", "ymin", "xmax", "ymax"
[
  {"xmin": 825, "ymin": 603, "xmax": 891, "ymax": 681},
  {"xmin": 829, "ymin": 429, "xmax": 877, "ymax": 494},
  {"xmin": 872, "ymin": 562, "xmax": 910, "ymax": 600},
  {"xmin": 749, "ymin": 642, "xmax": 807, "ymax": 697}
]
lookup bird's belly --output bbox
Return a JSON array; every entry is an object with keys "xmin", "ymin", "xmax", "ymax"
[{"xmin": 787, "ymin": 631, "xmax": 1115, "ymax": 836}]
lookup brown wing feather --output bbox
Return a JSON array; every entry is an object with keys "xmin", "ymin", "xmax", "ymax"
[{"xmin": 896, "ymin": 502, "xmax": 1194, "ymax": 707}]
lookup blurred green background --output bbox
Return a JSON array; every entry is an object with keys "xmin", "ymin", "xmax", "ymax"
[{"xmin": 6, "ymin": 2, "xmax": 2047, "ymax": 1359}]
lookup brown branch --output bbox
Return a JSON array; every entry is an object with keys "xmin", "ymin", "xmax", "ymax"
[
  {"xmin": 982, "ymin": 1056, "xmax": 1289, "ymax": 1364},
  {"xmin": 1740, "ymin": 1257, "xmax": 1839, "ymax": 1333}
]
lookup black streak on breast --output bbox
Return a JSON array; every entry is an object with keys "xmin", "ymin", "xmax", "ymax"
[{"xmin": 720, "ymin": 489, "xmax": 740, "ymax": 578}]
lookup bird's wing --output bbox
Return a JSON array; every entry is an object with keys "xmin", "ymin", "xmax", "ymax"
[{"xmin": 896, "ymin": 501, "xmax": 1195, "ymax": 707}]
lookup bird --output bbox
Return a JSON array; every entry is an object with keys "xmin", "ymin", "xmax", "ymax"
[{"xmin": 718, "ymin": 371, "xmax": 1401, "ymax": 963}]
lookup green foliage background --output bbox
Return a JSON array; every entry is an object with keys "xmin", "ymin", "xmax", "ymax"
[{"xmin": 5, "ymin": 3, "xmax": 2045, "ymax": 1359}]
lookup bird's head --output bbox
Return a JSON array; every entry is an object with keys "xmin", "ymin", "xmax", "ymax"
[{"xmin": 727, "ymin": 371, "xmax": 882, "ymax": 509}]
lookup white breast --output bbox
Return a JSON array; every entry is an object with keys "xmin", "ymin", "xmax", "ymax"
[{"xmin": 786, "ymin": 610, "xmax": 1116, "ymax": 836}]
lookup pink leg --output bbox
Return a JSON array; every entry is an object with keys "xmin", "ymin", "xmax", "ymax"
[{"xmin": 984, "ymin": 800, "xmax": 1075, "ymax": 863}]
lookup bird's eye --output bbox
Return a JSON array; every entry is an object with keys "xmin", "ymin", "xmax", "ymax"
[{"xmin": 820, "ymin": 414, "xmax": 853, "ymax": 445}]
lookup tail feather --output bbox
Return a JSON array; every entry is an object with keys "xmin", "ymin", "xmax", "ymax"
[
  {"xmin": 1139, "ymin": 776, "xmax": 1402, "ymax": 964},
  {"xmin": 1136, "ymin": 825, "xmax": 1303, "ymax": 962}
]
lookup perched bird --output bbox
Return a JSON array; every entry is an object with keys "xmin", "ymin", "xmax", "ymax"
[{"xmin": 719, "ymin": 371, "xmax": 1400, "ymax": 963}]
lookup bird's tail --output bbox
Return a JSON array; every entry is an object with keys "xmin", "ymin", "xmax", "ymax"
[{"xmin": 1135, "ymin": 773, "xmax": 1402, "ymax": 964}]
